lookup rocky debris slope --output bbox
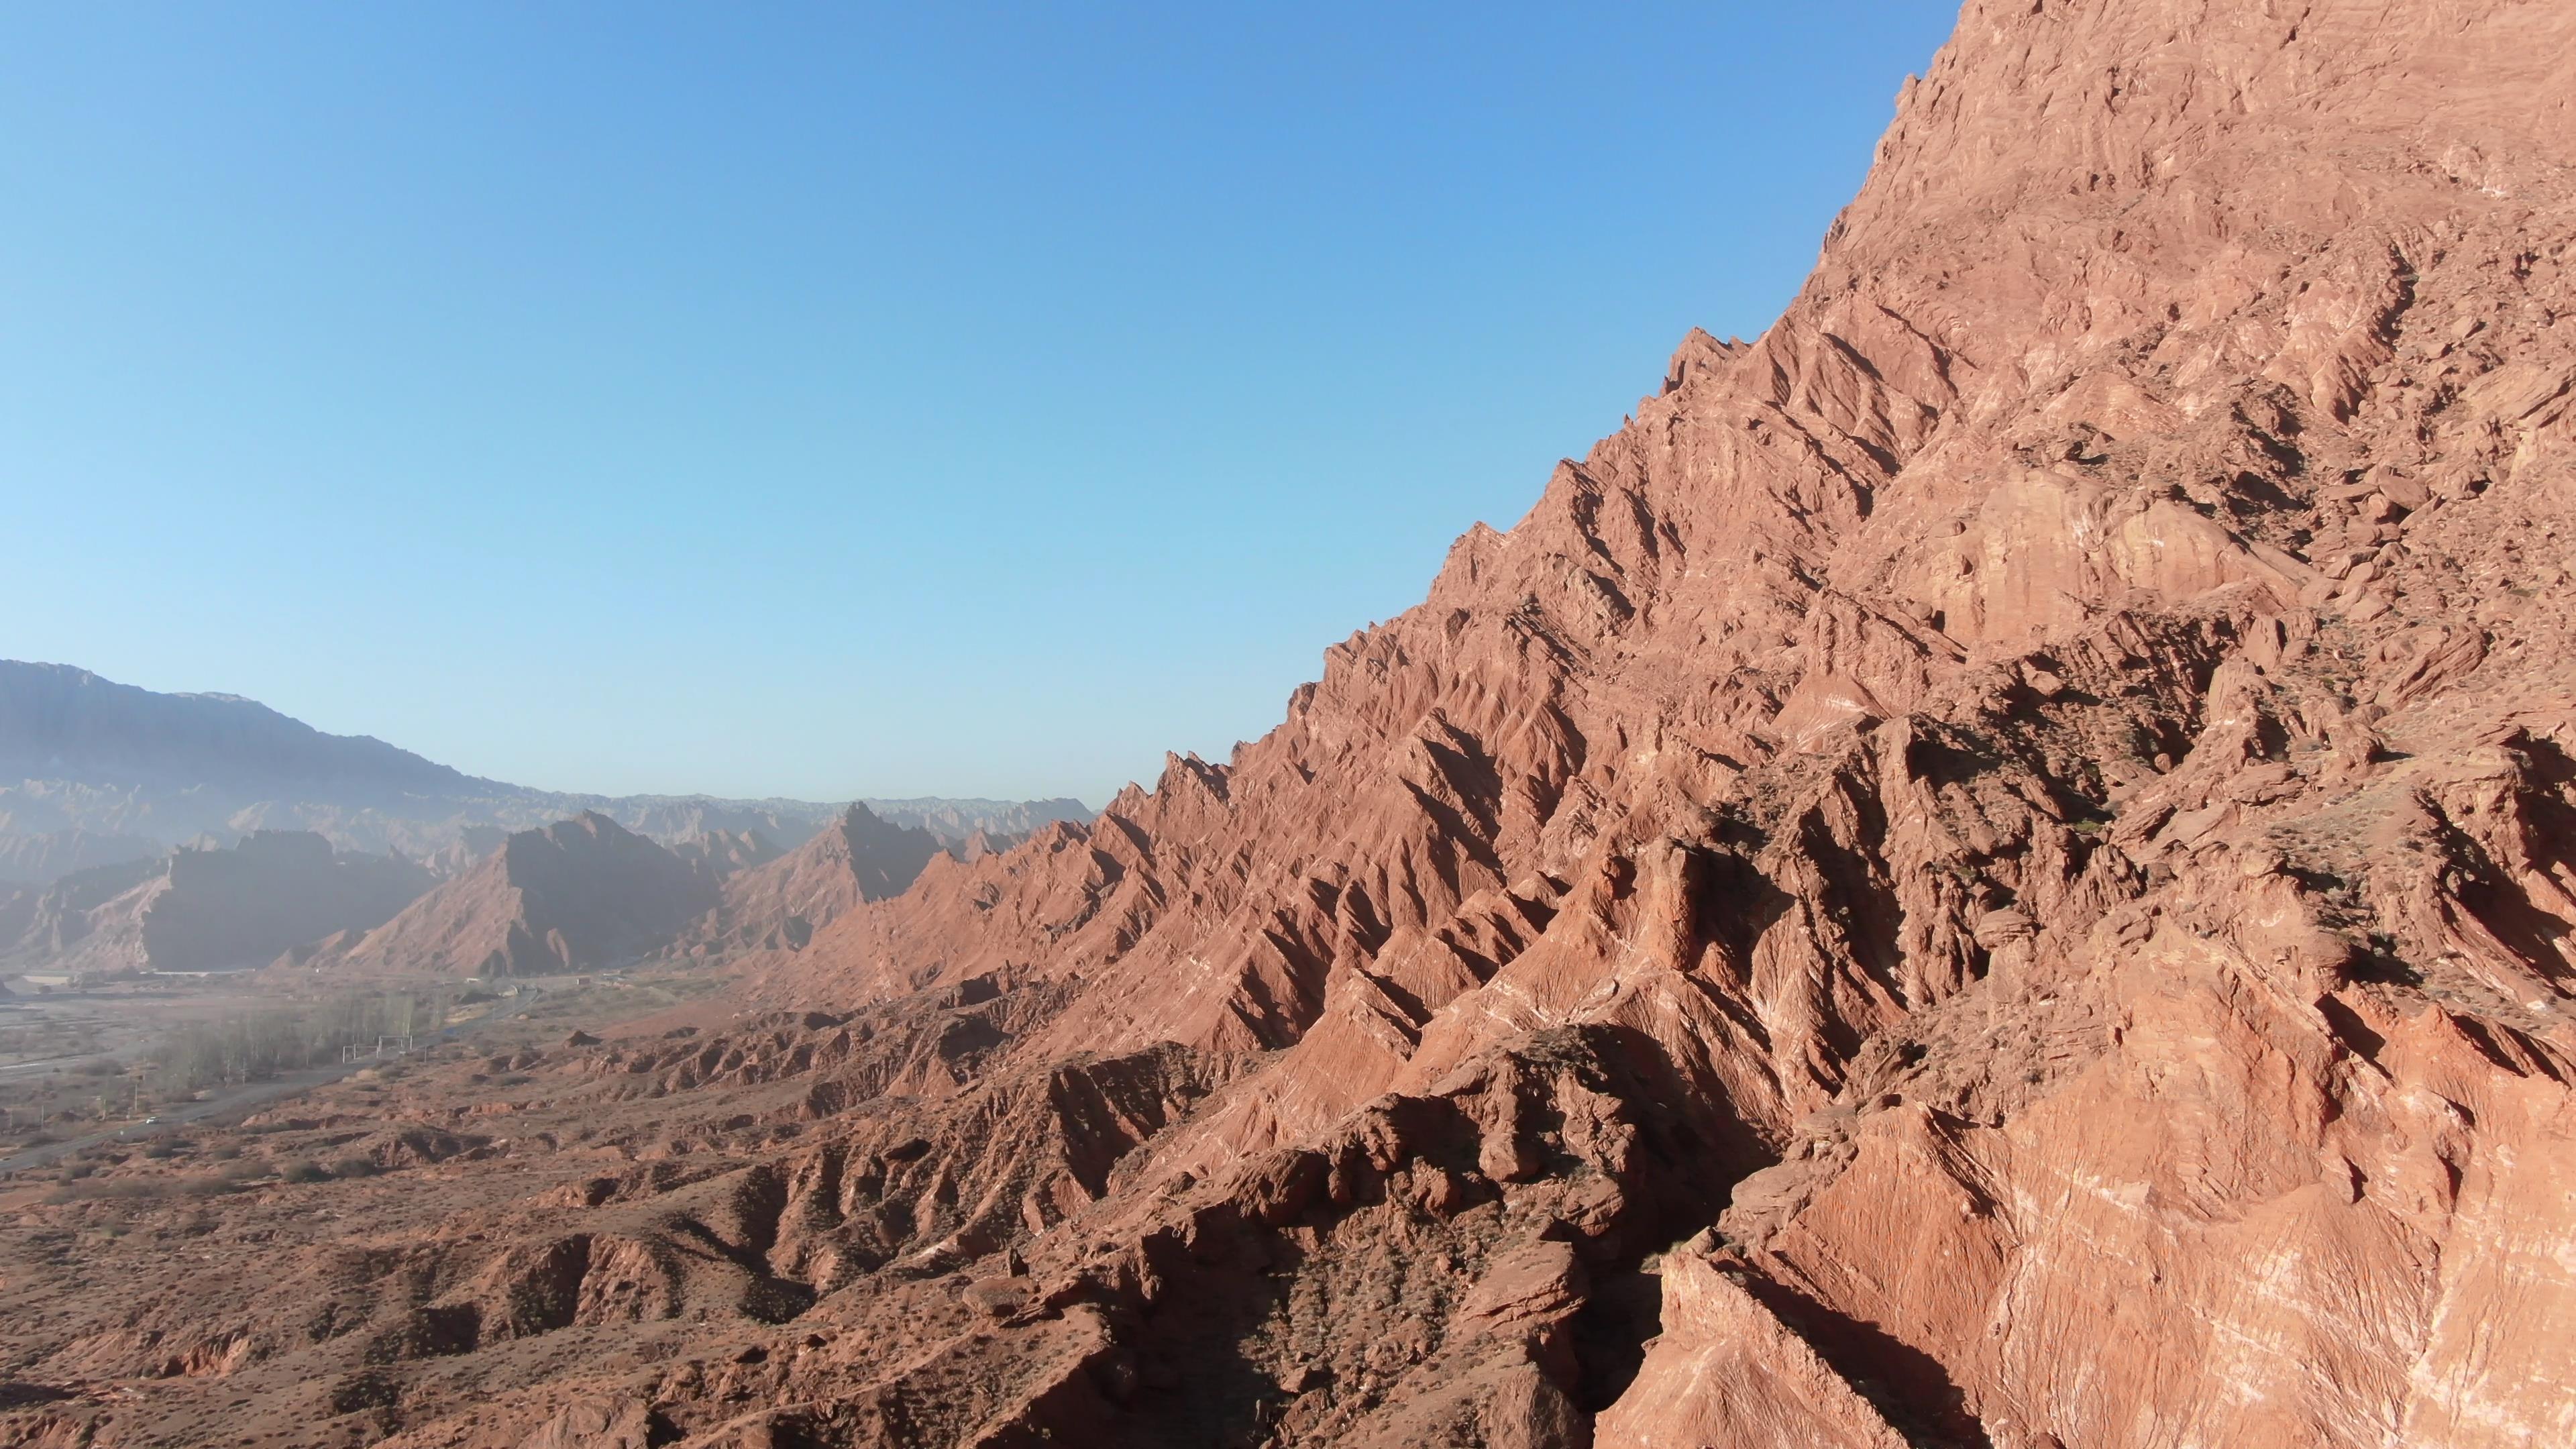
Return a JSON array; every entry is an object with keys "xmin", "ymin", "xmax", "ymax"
[
  {"xmin": 288, "ymin": 814, "xmax": 719, "ymax": 980},
  {"xmin": 9, "ymin": 0, "xmax": 2576, "ymax": 1446},
  {"xmin": 0, "ymin": 831, "xmax": 434, "ymax": 979}
]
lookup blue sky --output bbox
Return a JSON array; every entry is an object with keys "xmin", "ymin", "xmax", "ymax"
[{"xmin": 1, "ymin": 3, "xmax": 1958, "ymax": 806}]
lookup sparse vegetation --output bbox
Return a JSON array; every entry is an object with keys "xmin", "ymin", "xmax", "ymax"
[
  {"xmin": 41, "ymin": 1161, "xmax": 261, "ymax": 1203},
  {"xmin": 150, "ymin": 989, "xmax": 456, "ymax": 1096}
]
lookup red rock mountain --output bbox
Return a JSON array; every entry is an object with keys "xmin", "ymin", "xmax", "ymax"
[
  {"xmin": 668, "ymin": 804, "xmax": 946, "ymax": 959},
  {"xmin": 294, "ymin": 812, "xmax": 719, "ymax": 979},
  {"xmin": 7, "ymin": 2, "xmax": 2575, "ymax": 1446},
  {"xmin": 0, "ymin": 831, "xmax": 432, "ymax": 979},
  {"xmin": 668, "ymin": 827, "xmax": 789, "ymax": 888},
  {"xmin": 749, "ymin": 0, "xmax": 2576, "ymax": 1438}
]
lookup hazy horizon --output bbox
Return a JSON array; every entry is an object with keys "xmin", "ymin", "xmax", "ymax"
[
  {"xmin": 1, "ymin": 654, "xmax": 1092, "ymax": 814},
  {"xmin": 2, "ymin": 2, "xmax": 1955, "ymax": 805}
]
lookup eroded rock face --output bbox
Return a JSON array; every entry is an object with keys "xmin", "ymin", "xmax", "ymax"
[
  {"xmin": 0, "ymin": 831, "xmax": 434, "ymax": 978},
  {"xmin": 755, "ymin": 0, "xmax": 2576, "ymax": 1440},
  {"xmin": 295, "ymin": 813, "xmax": 718, "ymax": 979},
  {"xmin": 665, "ymin": 805, "xmax": 948, "ymax": 959},
  {"xmin": 8, "ymin": 1, "xmax": 2576, "ymax": 1446}
]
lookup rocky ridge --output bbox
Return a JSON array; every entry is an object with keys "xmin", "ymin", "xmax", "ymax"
[
  {"xmin": 0, "ymin": 832, "xmax": 435, "ymax": 979},
  {"xmin": 5, "ymin": 1, "xmax": 2575, "ymax": 1446},
  {"xmin": 287, "ymin": 814, "xmax": 721, "ymax": 981},
  {"xmin": 860, "ymin": 799, "xmax": 1094, "ymax": 849},
  {"xmin": 666, "ymin": 805, "xmax": 949, "ymax": 961}
]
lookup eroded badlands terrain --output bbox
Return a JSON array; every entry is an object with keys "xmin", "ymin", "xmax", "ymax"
[{"xmin": 7, "ymin": 0, "xmax": 2575, "ymax": 1444}]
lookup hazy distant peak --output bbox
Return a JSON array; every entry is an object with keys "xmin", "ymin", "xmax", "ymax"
[
  {"xmin": 0, "ymin": 658, "xmax": 486, "ymax": 795},
  {"xmin": 0, "ymin": 660, "xmax": 1097, "ymax": 876}
]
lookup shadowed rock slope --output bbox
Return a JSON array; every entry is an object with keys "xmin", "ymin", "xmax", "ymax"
[
  {"xmin": 289, "ymin": 814, "xmax": 718, "ymax": 981},
  {"xmin": 0, "ymin": 831, "xmax": 434, "ymax": 979},
  {"xmin": 7, "ymin": 1, "xmax": 2576, "ymax": 1446}
]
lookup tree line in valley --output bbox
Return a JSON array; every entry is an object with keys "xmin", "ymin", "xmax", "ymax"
[{"xmin": 152, "ymin": 988, "xmax": 458, "ymax": 1093}]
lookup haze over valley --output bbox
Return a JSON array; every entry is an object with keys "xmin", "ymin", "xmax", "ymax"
[{"xmin": 0, "ymin": 659, "xmax": 1085, "ymax": 981}]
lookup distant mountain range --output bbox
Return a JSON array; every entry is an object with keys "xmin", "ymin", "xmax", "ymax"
[
  {"xmin": 0, "ymin": 660, "xmax": 1087, "ymax": 865},
  {"xmin": 0, "ymin": 659, "xmax": 1090, "ymax": 979}
]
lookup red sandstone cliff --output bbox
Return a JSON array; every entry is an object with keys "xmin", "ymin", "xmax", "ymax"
[{"xmin": 7, "ymin": 3, "xmax": 2575, "ymax": 1447}]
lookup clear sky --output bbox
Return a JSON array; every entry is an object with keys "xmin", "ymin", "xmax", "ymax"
[{"xmin": 1, "ymin": 3, "xmax": 1960, "ymax": 807}]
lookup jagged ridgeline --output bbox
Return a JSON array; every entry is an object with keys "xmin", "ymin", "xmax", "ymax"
[{"xmin": 5, "ymin": 1, "xmax": 2573, "ymax": 1446}]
